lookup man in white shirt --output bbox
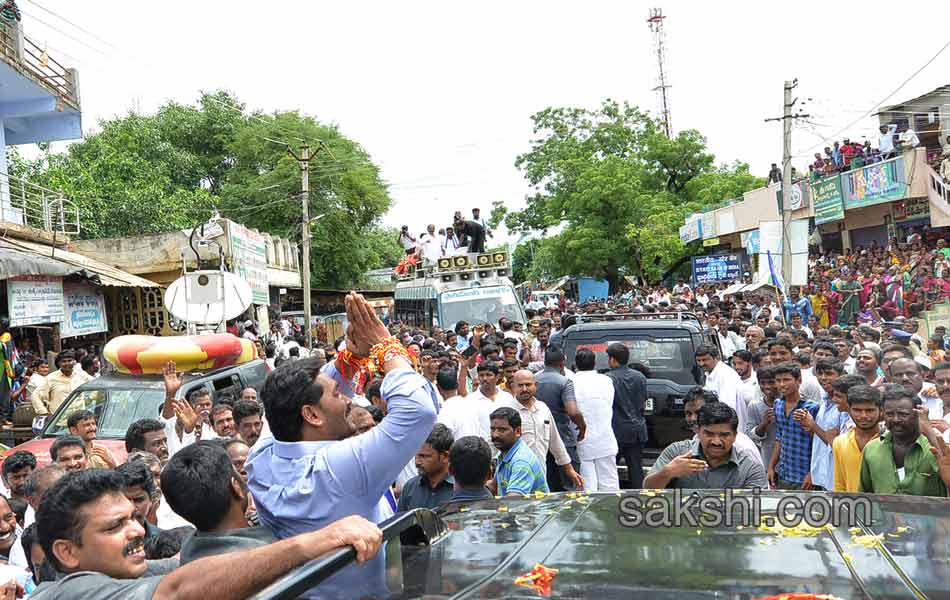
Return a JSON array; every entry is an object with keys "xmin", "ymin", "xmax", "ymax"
[
  {"xmin": 471, "ymin": 207, "xmax": 492, "ymax": 240},
  {"xmin": 457, "ymin": 362, "xmax": 516, "ymax": 446},
  {"xmin": 696, "ymin": 344, "xmax": 750, "ymax": 433},
  {"xmin": 419, "ymin": 224, "xmax": 443, "ymax": 263},
  {"xmin": 898, "ymin": 124, "xmax": 920, "ymax": 150},
  {"xmin": 436, "ymin": 368, "xmax": 490, "ymax": 446},
  {"xmin": 879, "ymin": 123, "xmax": 897, "ymax": 158},
  {"xmin": 499, "ymin": 370, "xmax": 584, "ymax": 490},
  {"xmin": 732, "ymin": 349, "xmax": 759, "ymax": 410},
  {"xmin": 571, "ymin": 349, "xmax": 619, "ymax": 491}
]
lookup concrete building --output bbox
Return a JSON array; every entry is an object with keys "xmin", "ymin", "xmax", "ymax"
[{"xmin": 71, "ymin": 219, "xmax": 302, "ymax": 336}]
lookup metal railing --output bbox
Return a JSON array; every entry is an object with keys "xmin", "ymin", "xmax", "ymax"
[
  {"xmin": 0, "ymin": 170, "xmax": 80, "ymax": 235},
  {"xmin": 0, "ymin": 18, "xmax": 79, "ymax": 109}
]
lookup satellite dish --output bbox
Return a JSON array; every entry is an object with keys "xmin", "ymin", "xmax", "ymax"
[{"xmin": 164, "ymin": 270, "xmax": 253, "ymax": 325}]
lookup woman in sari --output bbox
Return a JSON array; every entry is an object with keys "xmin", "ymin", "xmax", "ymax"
[
  {"xmin": 822, "ymin": 280, "xmax": 840, "ymax": 327},
  {"xmin": 809, "ymin": 284, "xmax": 829, "ymax": 328},
  {"xmin": 837, "ymin": 271, "xmax": 862, "ymax": 326}
]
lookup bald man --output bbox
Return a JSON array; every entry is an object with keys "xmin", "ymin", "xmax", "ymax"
[{"xmin": 499, "ymin": 370, "xmax": 584, "ymax": 490}]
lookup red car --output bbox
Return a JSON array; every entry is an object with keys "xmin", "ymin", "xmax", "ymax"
[{"xmin": 0, "ymin": 360, "xmax": 269, "ymax": 469}]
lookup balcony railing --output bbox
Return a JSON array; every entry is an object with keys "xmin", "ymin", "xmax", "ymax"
[
  {"xmin": 0, "ymin": 18, "xmax": 79, "ymax": 109},
  {"xmin": 0, "ymin": 170, "xmax": 80, "ymax": 235}
]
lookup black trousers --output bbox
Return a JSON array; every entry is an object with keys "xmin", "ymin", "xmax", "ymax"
[
  {"xmin": 618, "ymin": 443, "xmax": 644, "ymax": 489},
  {"xmin": 546, "ymin": 451, "xmax": 580, "ymax": 492}
]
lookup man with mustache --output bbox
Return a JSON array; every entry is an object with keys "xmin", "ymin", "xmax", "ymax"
[
  {"xmin": 31, "ymin": 469, "xmax": 383, "ymax": 599},
  {"xmin": 859, "ymin": 384, "xmax": 950, "ymax": 496},
  {"xmin": 644, "ymin": 402, "xmax": 767, "ymax": 489}
]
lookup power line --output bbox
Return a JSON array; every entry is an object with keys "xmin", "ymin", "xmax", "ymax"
[
  {"xmin": 23, "ymin": 0, "xmax": 120, "ymax": 51},
  {"xmin": 795, "ymin": 37, "xmax": 950, "ymax": 156}
]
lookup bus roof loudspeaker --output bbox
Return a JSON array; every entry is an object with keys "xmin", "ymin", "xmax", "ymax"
[
  {"xmin": 493, "ymin": 252, "xmax": 507, "ymax": 265},
  {"xmin": 477, "ymin": 254, "xmax": 492, "ymax": 266},
  {"xmin": 438, "ymin": 258, "xmax": 452, "ymax": 270},
  {"xmin": 478, "ymin": 270, "xmax": 490, "ymax": 278},
  {"xmin": 453, "ymin": 256, "xmax": 470, "ymax": 268}
]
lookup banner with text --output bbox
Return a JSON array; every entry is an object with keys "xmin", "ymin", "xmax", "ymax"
[
  {"xmin": 228, "ymin": 223, "xmax": 269, "ymax": 305},
  {"xmin": 691, "ymin": 252, "xmax": 745, "ymax": 284},
  {"xmin": 843, "ymin": 157, "xmax": 907, "ymax": 210},
  {"xmin": 61, "ymin": 283, "xmax": 108, "ymax": 338},
  {"xmin": 6, "ymin": 276, "xmax": 64, "ymax": 327},
  {"xmin": 812, "ymin": 176, "xmax": 845, "ymax": 224}
]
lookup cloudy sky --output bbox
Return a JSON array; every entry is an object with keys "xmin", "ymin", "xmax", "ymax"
[{"xmin": 21, "ymin": 0, "xmax": 950, "ymax": 242}]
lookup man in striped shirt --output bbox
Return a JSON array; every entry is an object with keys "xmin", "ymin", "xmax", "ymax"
[{"xmin": 490, "ymin": 407, "xmax": 548, "ymax": 496}]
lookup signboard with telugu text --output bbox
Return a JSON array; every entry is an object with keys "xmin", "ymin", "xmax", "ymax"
[
  {"xmin": 812, "ymin": 176, "xmax": 845, "ymax": 224},
  {"xmin": 60, "ymin": 283, "xmax": 108, "ymax": 338},
  {"xmin": 228, "ymin": 222, "xmax": 269, "ymax": 305},
  {"xmin": 6, "ymin": 276, "xmax": 64, "ymax": 327}
]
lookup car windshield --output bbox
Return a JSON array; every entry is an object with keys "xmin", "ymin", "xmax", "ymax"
[
  {"xmin": 568, "ymin": 333, "xmax": 701, "ymax": 385},
  {"xmin": 440, "ymin": 286, "xmax": 524, "ymax": 330},
  {"xmin": 44, "ymin": 388, "xmax": 166, "ymax": 439}
]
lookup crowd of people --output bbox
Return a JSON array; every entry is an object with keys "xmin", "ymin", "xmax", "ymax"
[
  {"xmin": 0, "ymin": 233, "xmax": 945, "ymax": 596},
  {"xmin": 792, "ymin": 124, "xmax": 926, "ymax": 182},
  {"xmin": 397, "ymin": 208, "xmax": 493, "ymax": 269}
]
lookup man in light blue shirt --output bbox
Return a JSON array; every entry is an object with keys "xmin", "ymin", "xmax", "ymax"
[
  {"xmin": 799, "ymin": 360, "xmax": 848, "ymax": 490},
  {"xmin": 247, "ymin": 293, "xmax": 438, "ymax": 599}
]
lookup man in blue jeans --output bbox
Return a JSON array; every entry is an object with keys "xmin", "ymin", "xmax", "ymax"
[{"xmin": 768, "ymin": 362, "xmax": 820, "ymax": 490}]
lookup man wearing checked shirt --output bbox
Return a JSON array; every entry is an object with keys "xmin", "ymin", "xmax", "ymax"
[
  {"xmin": 246, "ymin": 293, "xmax": 438, "ymax": 600},
  {"xmin": 767, "ymin": 362, "xmax": 820, "ymax": 490},
  {"xmin": 489, "ymin": 407, "xmax": 549, "ymax": 496}
]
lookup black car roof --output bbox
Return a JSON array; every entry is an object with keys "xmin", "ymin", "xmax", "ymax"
[{"xmin": 252, "ymin": 490, "xmax": 950, "ymax": 600}]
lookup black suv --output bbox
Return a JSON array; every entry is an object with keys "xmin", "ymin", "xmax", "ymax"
[{"xmin": 558, "ymin": 312, "xmax": 721, "ymax": 469}]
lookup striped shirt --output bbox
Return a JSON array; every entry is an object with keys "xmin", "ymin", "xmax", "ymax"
[
  {"xmin": 774, "ymin": 396, "xmax": 819, "ymax": 485},
  {"xmin": 496, "ymin": 438, "xmax": 548, "ymax": 496}
]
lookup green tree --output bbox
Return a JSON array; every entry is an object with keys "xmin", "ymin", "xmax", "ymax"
[
  {"xmin": 23, "ymin": 91, "xmax": 396, "ymax": 288},
  {"xmin": 30, "ymin": 111, "xmax": 216, "ymax": 239},
  {"xmin": 218, "ymin": 111, "xmax": 392, "ymax": 289},
  {"xmin": 507, "ymin": 100, "xmax": 764, "ymax": 289}
]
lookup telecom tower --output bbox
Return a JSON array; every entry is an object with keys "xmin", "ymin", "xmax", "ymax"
[{"xmin": 647, "ymin": 8, "xmax": 673, "ymax": 138}]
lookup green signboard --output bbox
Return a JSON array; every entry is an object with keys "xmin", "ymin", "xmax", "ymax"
[
  {"xmin": 843, "ymin": 157, "xmax": 907, "ymax": 210},
  {"xmin": 812, "ymin": 176, "xmax": 844, "ymax": 224}
]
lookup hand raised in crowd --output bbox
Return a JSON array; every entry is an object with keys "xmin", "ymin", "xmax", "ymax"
[
  {"xmin": 173, "ymin": 399, "xmax": 198, "ymax": 434},
  {"xmin": 665, "ymin": 450, "xmax": 708, "ymax": 479},
  {"xmin": 0, "ymin": 581, "xmax": 21, "ymax": 600},
  {"xmin": 163, "ymin": 360, "xmax": 184, "ymax": 398},
  {"xmin": 927, "ymin": 435, "xmax": 950, "ymax": 488},
  {"xmin": 321, "ymin": 515, "xmax": 384, "ymax": 564},
  {"xmin": 344, "ymin": 292, "xmax": 391, "ymax": 357}
]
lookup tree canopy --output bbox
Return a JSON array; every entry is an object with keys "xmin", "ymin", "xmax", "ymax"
[
  {"xmin": 20, "ymin": 91, "xmax": 401, "ymax": 289},
  {"xmin": 501, "ymin": 100, "xmax": 764, "ymax": 290}
]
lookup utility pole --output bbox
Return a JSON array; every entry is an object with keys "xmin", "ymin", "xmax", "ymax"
[
  {"xmin": 288, "ymin": 143, "xmax": 323, "ymax": 349},
  {"xmin": 781, "ymin": 80, "xmax": 794, "ymax": 288},
  {"xmin": 764, "ymin": 80, "xmax": 808, "ymax": 292}
]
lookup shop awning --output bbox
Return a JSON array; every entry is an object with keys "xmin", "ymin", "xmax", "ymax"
[
  {"xmin": 0, "ymin": 246, "xmax": 80, "ymax": 279},
  {"xmin": 0, "ymin": 238, "xmax": 160, "ymax": 288}
]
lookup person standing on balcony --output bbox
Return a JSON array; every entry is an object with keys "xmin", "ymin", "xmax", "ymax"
[
  {"xmin": 898, "ymin": 124, "xmax": 920, "ymax": 151},
  {"xmin": 879, "ymin": 124, "xmax": 898, "ymax": 159},
  {"xmin": 0, "ymin": 1, "xmax": 21, "ymax": 22},
  {"xmin": 767, "ymin": 163, "xmax": 782, "ymax": 184}
]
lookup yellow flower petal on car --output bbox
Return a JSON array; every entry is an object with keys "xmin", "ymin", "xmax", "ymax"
[{"xmin": 497, "ymin": 505, "xmax": 509, "ymax": 513}]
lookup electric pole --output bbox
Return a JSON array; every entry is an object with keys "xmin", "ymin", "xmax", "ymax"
[
  {"xmin": 288, "ymin": 143, "xmax": 323, "ymax": 349},
  {"xmin": 781, "ymin": 80, "xmax": 794, "ymax": 288},
  {"xmin": 764, "ymin": 80, "xmax": 808, "ymax": 293}
]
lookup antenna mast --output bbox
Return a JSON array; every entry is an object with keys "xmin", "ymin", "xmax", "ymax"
[{"xmin": 647, "ymin": 8, "xmax": 673, "ymax": 138}]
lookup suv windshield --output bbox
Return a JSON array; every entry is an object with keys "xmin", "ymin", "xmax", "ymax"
[
  {"xmin": 440, "ymin": 286, "xmax": 523, "ymax": 330},
  {"xmin": 568, "ymin": 333, "xmax": 701, "ymax": 386},
  {"xmin": 44, "ymin": 388, "xmax": 166, "ymax": 439}
]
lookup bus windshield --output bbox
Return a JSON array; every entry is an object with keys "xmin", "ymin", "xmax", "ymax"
[{"xmin": 440, "ymin": 286, "xmax": 523, "ymax": 330}]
